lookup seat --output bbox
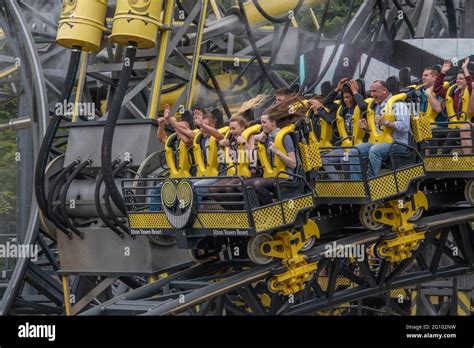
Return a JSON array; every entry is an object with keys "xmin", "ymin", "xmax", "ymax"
[
  {"xmin": 382, "ymin": 135, "xmax": 418, "ymax": 170},
  {"xmin": 273, "ymin": 132, "xmax": 308, "ymax": 200}
]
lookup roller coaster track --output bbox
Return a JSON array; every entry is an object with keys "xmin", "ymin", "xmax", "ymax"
[
  {"xmin": 1, "ymin": 0, "xmax": 474, "ymax": 317},
  {"xmin": 0, "ymin": 0, "xmax": 47, "ymax": 316},
  {"xmin": 80, "ymin": 208, "xmax": 474, "ymax": 316}
]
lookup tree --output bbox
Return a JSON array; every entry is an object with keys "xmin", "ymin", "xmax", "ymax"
[{"xmin": 0, "ymin": 91, "xmax": 18, "ymax": 223}]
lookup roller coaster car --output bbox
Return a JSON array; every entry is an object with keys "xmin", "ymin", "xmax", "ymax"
[
  {"xmin": 121, "ymin": 123, "xmax": 319, "ymax": 265},
  {"xmin": 314, "ymin": 93, "xmax": 426, "ymax": 205},
  {"xmin": 402, "ymin": 84, "xmax": 474, "ymax": 205},
  {"xmin": 314, "ymin": 143, "xmax": 425, "ymax": 205}
]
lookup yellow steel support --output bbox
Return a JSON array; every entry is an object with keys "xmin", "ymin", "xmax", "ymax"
[
  {"xmin": 61, "ymin": 275, "xmax": 71, "ymax": 316},
  {"xmin": 186, "ymin": 0, "xmax": 209, "ymax": 110},
  {"xmin": 411, "ymin": 289, "xmax": 417, "ymax": 315},
  {"xmin": 148, "ymin": 275, "xmax": 158, "ymax": 284},
  {"xmin": 241, "ymin": 0, "xmax": 323, "ymax": 28},
  {"xmin": 309, "ymin": 8, "xmax": 320, "ymax": 31},
  {"xmin": 72, "ymin": 51, "xmax": 89, "ymax": 123},
  {"xmin": 147, "ymin": 0, "xmax": 176, "ymax": 119},
  {"xmin": 200, "ymin": 54, "xmax": 270, "ymax": 63},
  {"xmin": 457, "ymin": 290, "xmax": 471, "ymax": 316},
  {"xmin": 261, "ymin": 221, "xmax": 319, "ymax": 296},
  {"xmin": 210, "ymin": 0, "xmax": 222, "ymax": 19},
  {"xmin": 0, "ymin": 65, "xmax": 18, "ymax": 80},
  {"xmin": 372, "ymin": 192, "xmax": 429, "ymax": 262}
]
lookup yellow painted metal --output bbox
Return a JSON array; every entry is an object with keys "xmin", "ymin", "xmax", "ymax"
[
  {"xmin": 109, "ymin": 0, "xmax": 164, "ymax": 49},
  {"xmin": 0, "ymin": 65, "xmax": 18, "ymax": 80},
  {"xmin": 72, "ymin": 51, "xmax": 89, "ymax": 122},
  {"xmin": 376, "ymin": 230, "xmax": 426, "ymax": 262},
  {"xmin": 411, "ymin": 289, "xmax": 417, "ymax": 315},
  {"xmin": 411, "ymin": 114, "xmax": 432, "ymax": 143},
  {"xmin": 298, "ymin": 140, "xmax": 322, "ymax": 172},
  {"xmin": 159, "ymin": 83, "xmax": 203, "ymax": 113},
  {"xmin": 210, "ymin": 0, "xmax": 222, "ymax": 19},
  {"xmin": 61, "ymin": 275, "xmax": 71, "ymax": 316},
  {"xmin": 257, "ymin": 124, "xmax": 295, "ymax": 178},
  {"xmin": 310, "ymin": 107, "xmax": 333, "ymax": 148},
  {"xmin": 56, "ymin": 0, "xmax": 108, "ymax": 52},
  {"xmin": 372, "ymin": 192, "xmax": 428, "ymax": 262},
  {"xmin": 212, "ymin": 74, "xmax": 249, "ymax": 92},
  {"xmin": 351, "ymin": 104, "xmax": 367, "ymax": 145},
  {"xmin": 315, "ymin": 181, "xmax": 367, "ymax": 197},
  {"xmin": 445, "ymin": 84, "xmax": 472, "ymax": 128},
  {"xmin": 193, "ymin": 126, "xmax": 230, "ymax": 177},
  {"xmin": 366, "ymin": 94, "xmax": 407, "ymax": 145},
  {"xmin": 147, "ymin": 0, "xmax": 175, "ymax": 119},
  {"xmin": 251, "ymin": 195, "xmax": 314, "ymax": 232},
  {"xmin": 240, "ymin": 0, "xmax": 322, "ymax": 28},
  {"xmin": 165, "ymin": 130, "xmax": 198, "ymax": 178},
  {"xmin": 303, "ymin": 219, "xmax": 320, "ymax": 239},
  {"xmin": 128, "ymin": 212, "xmax": 172, "ymax": 228},
  {"xmin": 335, "ymin": 105, "xmax": 353, "ymax": 147},
  {"xmin": 457, "ymin": 291, "xmax": 471, "ymax": 316},
  {"xmin": 309, "ymin": 8, "xmax": 320, "ymax": 30},
  {"xmin": 186, "ymin": 0, "xmax": 208, "ymax": 110},
  {"xmin": 192, "ymin": 213, "xmax": 250, "ymax": 228},
  {"xmin": 261, "ymin": 225, "xmax": 319, "ymax": 295},
  {"xmin": 225, "ymin": 124, "xmax": 261, "ymax": 176},
  {"xmin": 425, "ymin": 155, "xmax": 474, "ymax": 172},
  {"xmin": 200, "ymin": 54, "xmax": 270, "ymax": 63}
]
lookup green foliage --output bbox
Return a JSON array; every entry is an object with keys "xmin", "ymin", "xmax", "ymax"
[
  {"xmin": 0, "ymin": 93, "xmax": 17, "ymax": 220},
  {"xmin": 297, "ymin": 0, "xmax": 364, "ymax": 38}
]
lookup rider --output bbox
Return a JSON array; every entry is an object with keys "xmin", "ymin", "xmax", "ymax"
[
  {"xmin": 434, "ymin": 58, "xmax": 473, "ymax": 155},
  {"xmin": 210, "ymin": 115, "xmax": 251, "ymax": 209},
  {"xmin": 321, "ymin": 78, "xmax": 368, "ymax": 179},
  {"xmin": 348, "ymin": 80, "xmax": 411, "ymax": 180},
  {"xmin": 244, "ymin": 99, "xmax": 302, "ymax": 206}
]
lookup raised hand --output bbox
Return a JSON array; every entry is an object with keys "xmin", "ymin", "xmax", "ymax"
[
  {"xmin": 193, "ymin": 109, "xmax": 203, "ymax": 127},
  {"xmin": 462, "ymin": 57, "xmax": 470, "ymax": 74},
  {"xmin": 336, "ymin": 78, "xmax": 349, "ymax": 92},
  {"xmin": 441, "ymin": 59, "xmax": 452, "ymax": 75},
  {"xmin": 349, "ymin": 80, "xmax": 359, "ymax": 94}
]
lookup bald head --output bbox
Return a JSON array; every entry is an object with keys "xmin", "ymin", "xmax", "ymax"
[{"xmin": 370, "ymin": 80, "xmax": 390, "ymax": 104}]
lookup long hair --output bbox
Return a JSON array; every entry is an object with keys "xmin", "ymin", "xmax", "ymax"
[
  {"xmin": 262, "ymin": 95, "xmax": 306, "ymax": 128},
  {"xmin": 236, "ymin": 94, "xmax": 267, "ymax": 121}
]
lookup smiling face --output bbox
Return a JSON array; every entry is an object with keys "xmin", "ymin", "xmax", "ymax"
[
  {"xmin": 342, "ymin": 92, "xmax": 355, "ymax": 108},
  {"xmin": 456, "ymin": 72, "xmax": 467, "ymax": 91},
  {"xmin": 229, "ymin": 120, "xmax": 244, "ymax": 137},
  {"xmin": 422, "ymin": 69, "xmax": 437, "ymax": 88},
  {"xmin": 370, "ymin": 81, "xmax": 389, "ymax": 104},
  {"xmin": 261, "ymin": 114, "xmax": 276, "ymax": 134}
]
